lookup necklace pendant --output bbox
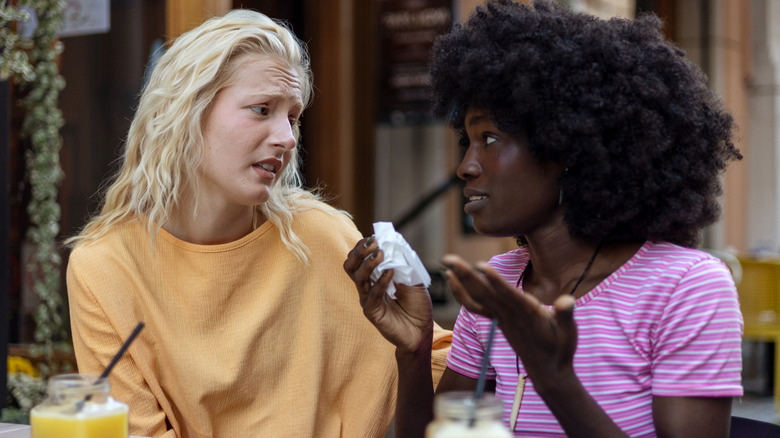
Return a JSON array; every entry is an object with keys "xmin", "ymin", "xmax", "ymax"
[{"xmin": 510, "ymin": 373, "xmax": 526, "ymax": 431}]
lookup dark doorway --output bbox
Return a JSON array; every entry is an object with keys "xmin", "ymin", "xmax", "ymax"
[{"xmin": 233, "ymin": 0, "xmax": 305, "ymax": 36}]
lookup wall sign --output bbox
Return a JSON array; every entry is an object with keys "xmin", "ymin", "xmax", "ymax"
[
  {"xmin": 378, "ymin": 0, "xmax": 452, "ymax": 125},
  {"xmin": 59, "ymin": 0, "xmax": 110, "ymax": 38}
]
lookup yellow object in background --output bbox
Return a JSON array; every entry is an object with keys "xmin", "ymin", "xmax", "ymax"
[{"xmin": 7, "ymin": 356, "xmax": 40, "ymax": 377}]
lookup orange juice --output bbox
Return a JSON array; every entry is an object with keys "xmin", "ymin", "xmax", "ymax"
[
  {"xmin": 30, "ymin": 374, "xmax": 129, "ymax": 438},
  {"xmin": 31, "ymin": 405, "xmax": 128, "ymax": 438}
]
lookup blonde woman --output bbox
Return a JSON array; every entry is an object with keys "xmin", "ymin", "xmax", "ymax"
[{"xmin": 66, "ymin": 10, "xmax": 449, "ymax": 437}]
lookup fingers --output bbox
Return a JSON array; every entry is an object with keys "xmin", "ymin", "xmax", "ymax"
[
  {"xmin": 553, "ymin": 294, "xmax": 575, "ymax": 313},
  {"xmin": 442, "ymin": 255, "xmax": 516, "ymax": 306},
  {"xmin": 442, "ymin": 269, "xmax": 488, "ymax": 315},
  {"xmin": 552, "ymin": 294, "xmax": 577, "ymax": 344},
  {"xmin": 363, "ymin": 269, "xmax": 393, "ymax": 307},
  {"xmin": 441, "ymin": 254, "xmax": 495, "ymax": 316},
  {"xmin": 343, "ymin": 236, "xmax": 386, "ymax": 293},
  {"xmin": 343, "ymin": 236, "xmax": 375, "ymax": 273},
  {"xmin": 477, "ymin": 262, "xmax": 544, "ymax": 316},
  {"xmin": 442, "ymin": 255, "xmax": 550, "ymax": 321}
]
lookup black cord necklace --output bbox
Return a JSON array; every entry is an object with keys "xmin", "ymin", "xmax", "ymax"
[
  {"xmin": 508, "ymin": 240, "xmax": 604, "ymax": 430},
  {"xmin": 514, "ymin": 240, "xmax": 604, "ymax": 293}
]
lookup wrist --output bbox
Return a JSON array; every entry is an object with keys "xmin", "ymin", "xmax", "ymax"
[
  {"xmin": 395, "ymin": 325, "xmax": 434, "ymax": 362},
  {"xmin": 529, "ymin": 365, "xmax": 578, "ymax": 397}
]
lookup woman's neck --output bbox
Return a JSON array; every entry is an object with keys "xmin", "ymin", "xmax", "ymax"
[
  {"xmin": 522, "ymin": 234, "xmax": 641, "ymax": 304},
  {"xmin": 164, "ymin": 201, "xmax": 258, "ymax": 245}
]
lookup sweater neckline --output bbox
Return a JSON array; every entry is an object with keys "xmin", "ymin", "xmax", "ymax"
[{"xmin": 155, "ymin": 219, "xmax": 274, "ymax": 252}]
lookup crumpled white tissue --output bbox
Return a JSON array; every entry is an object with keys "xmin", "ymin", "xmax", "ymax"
[{"xmin": 369, "ymin": 222, "xmax": 431, "ymax": 299}]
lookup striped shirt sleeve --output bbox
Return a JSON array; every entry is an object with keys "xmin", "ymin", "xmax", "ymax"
[
  {"xmin": 651, "ymin": 258, "xmax": 744, "ymax": 396},
  {"xmin": 447, "ymin": 305, "xmax": 498, "ymax": 380}
]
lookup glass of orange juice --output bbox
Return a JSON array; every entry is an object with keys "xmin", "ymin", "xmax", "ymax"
[{"xmin": 30, "ymin": 373, "xmax": 128, "ymax": 438}]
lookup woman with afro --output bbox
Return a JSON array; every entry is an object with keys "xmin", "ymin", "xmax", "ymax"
[{"xmin": 345, "ymin": 0, "xmax": 743, "ymax": 436}]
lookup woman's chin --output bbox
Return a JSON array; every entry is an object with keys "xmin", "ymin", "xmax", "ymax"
[{"xmin": 471, "ymin": 222, "xmax": 518, "ymax": 239}]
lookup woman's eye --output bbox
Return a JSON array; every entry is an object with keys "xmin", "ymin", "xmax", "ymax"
[
  {"xmin": 485, "ymin": 135, "xmax": 497, "ymax": 145},
  {"xmin": 251, "ymin": 106, "xmax": 269, "ymax": 116}
]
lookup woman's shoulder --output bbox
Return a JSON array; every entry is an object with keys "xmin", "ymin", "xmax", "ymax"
[
  {"xmin": 294, "ymin": 201, "xmax": 354, "ymax": 226},
  {"xmin": 488, "ymin": 247, "xmax": 528, "ymax": 265},
  {"xmin": 486, "ymin": 248, "xmax": 528, "ymax": 281},
  {"xmin": 292, "ymin": 202, "xmax": 362, "ymax": 241},
  {"xmin": 636, "ymin": 241, "xmax": 727, "ymax": 271},
  {"xmin": 68, "ymin": 220, "xmax": 147, "ymax": 264},
  {"xmin": 621, "ymin": 241, "xmax": 736, "ymax": 294}
]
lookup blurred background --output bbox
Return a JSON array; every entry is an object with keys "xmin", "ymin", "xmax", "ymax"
[{"xmin": 2, "ymin": 0, "xmax": 779, "ymax": 427}]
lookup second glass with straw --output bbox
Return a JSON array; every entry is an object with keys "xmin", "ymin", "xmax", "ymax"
[
  {"xmin": 426, "ymin": 391, "xmax": 512, "ymax": 438},
  {"xmin": 426, "ymin": 319, "xmax": 512, "ymax": 437},
  {"xmin": 30, "ymin": 322, "xmax": 144, "ymax": 438}
]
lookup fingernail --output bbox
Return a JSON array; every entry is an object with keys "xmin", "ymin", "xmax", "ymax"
[
  {"xmin": 363, "ymin": 236, "xmax": 375, "ymax": 248},
  {"xmin": 369, "ymin": 249, "xmax": 379, "ymax": 259}
]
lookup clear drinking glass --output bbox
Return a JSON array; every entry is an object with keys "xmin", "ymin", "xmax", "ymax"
[
  {"xmin": 425, "ymin": 391, "xmax": 513, "ymax": 438},
  {"xmin": 30, "ymin": 373, "xmax": 128, "ymax": 438}
]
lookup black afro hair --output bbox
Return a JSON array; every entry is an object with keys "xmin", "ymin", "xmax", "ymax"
[{"xmin": 430, "ymin": 0, "xmax": 741, "ymax": 248}]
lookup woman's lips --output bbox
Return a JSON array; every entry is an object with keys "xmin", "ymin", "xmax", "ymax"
[
  {"xmin": 252, "ymin": 163, "xmax": 276, "ymax": 180},
  {"xmin": 252, "ymin": 158, "xmax": 282, "ymax": 180},
  {"xmin": 464, "ymin": 195, "xmax": 488, "ymax": 214}
]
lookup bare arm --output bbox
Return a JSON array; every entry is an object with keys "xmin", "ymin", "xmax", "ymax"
[
  {"xmin": 343, "ymin": 237, "xmax": 437, "ymax": 437},
  {"xmin": 435, "ymin": 367, "xmax": 494, "ymax": 394},
  {"xmin": 653, "ymin": 397, "xmax": 732, "ymax": 438},
  {"xmin": 394, "ymin": 331, "xmax": 435, "ymax": 438}
]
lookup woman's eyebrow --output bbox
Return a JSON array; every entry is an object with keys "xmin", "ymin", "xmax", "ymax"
[{"xmin": 466, "ymin": 113, "xmax": 490, "ymax": 128}]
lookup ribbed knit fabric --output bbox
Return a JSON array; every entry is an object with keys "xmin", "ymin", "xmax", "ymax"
[
  {"xmin": 447, "ymin": 241, "xmax": 744, "ymax": 437},
  {"xmin": 67, "ymin": 207, "xmax": 451, "ymax": 438}
]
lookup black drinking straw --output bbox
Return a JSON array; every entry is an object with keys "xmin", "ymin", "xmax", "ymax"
[
  {"xmin": 99, "ymin": 322, "xmax": 145, "ymax": 379},
  {"xmin": 75, "ymin": 322, "xmax": 145, "ymax": 411},
  {"xmin": 469, "ymin": 318, "xmax": 498, "ymax": 427}
]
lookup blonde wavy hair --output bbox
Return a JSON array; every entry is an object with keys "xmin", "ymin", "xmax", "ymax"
[{"xmin": 66, "ymin": 9, "xmax": 340, "ymax": 263}]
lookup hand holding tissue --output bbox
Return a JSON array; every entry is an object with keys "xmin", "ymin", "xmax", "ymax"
[{"xmin": 369, "ymin": 222, "xmax": 431, "ymax": 299}]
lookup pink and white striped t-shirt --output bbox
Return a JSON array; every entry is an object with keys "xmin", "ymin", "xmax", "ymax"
[{"xmin": 446, "ymin": 241, "xmax": 744, "ymax": 437}]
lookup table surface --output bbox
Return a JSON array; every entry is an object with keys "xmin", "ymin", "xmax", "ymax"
[
  {"xmin": 0, "ymin": 423, "xmax": 28, "ymax": 438},
  {"xmin": 0, "ymin": 422, "xmax": 148, "ymax": 437}
]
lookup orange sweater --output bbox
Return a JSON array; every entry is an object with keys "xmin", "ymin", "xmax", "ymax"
[{"xmin": 67, "ymin": 208, "xmax": 450, "ymax": 438}]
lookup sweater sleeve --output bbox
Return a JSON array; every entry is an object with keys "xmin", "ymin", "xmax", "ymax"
[
  {"xmin": 431, "ymin": 322, "xmax": 452, "ymax": 390},
  {"xmin": 67, "ymin": 249, "xmax": 176, "ymax": 438}
]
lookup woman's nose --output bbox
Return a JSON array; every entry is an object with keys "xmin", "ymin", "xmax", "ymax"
[
  {"xmin": 270, "ymin": 116, "xmax": 296, "ymax": 150},
  {"xmin": 457, "ymin": 148, "xmax": 480, "ymax": 180}
]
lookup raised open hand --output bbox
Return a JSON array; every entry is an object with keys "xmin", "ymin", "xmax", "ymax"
[
  {"xmin": 441, "ymin": 254, "xmax": 578, "ymax": 379},
  {"xmin": 343, "ymin": 237, "xmax": 433, "ymax": 353}
]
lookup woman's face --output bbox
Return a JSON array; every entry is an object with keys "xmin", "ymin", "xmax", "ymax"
[
  {"xmin": 458, "ymin": 107, "xmax": 565, "ymax": 238},
  {"xmin": 198, "ymin": 55, "xmax": 303, "ymax": 210}
]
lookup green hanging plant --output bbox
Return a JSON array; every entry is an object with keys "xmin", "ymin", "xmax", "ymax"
[{"xmin": 1, "ymin": 0, "xmax": 70, "ymax": 377}]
